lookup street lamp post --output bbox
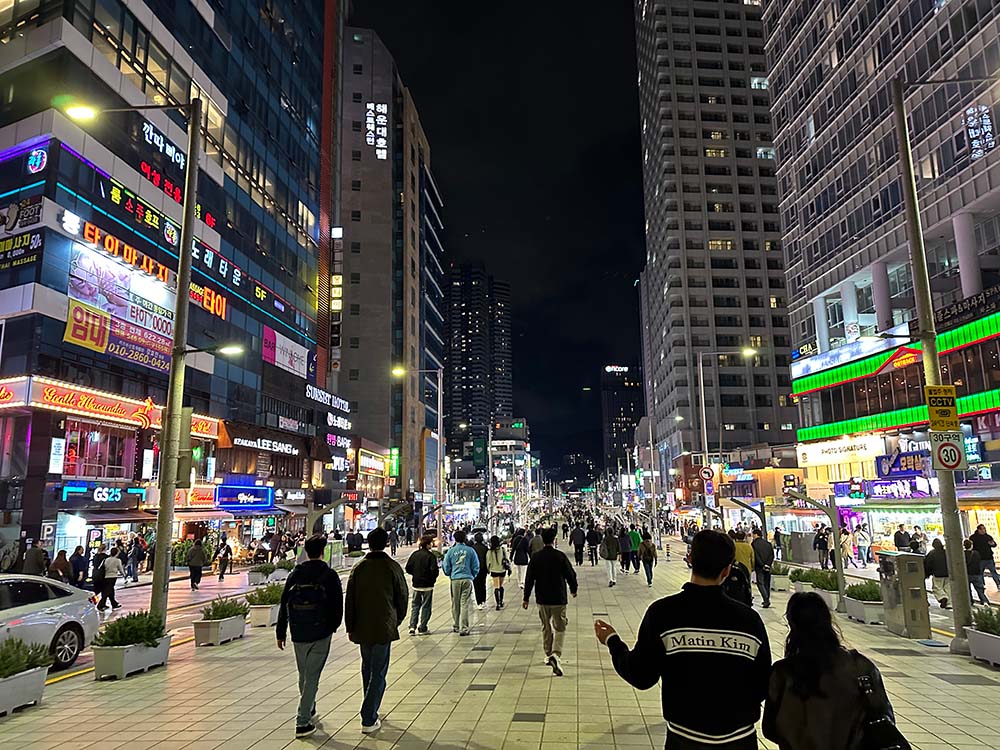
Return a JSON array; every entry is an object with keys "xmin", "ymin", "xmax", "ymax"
[
  {"xmin": 891, "ymin": 75, "xmax": 982, "ymax": 653},
  {"xmin": 68, "ymin": 96, "xmax": 204, "ymax": 623}
]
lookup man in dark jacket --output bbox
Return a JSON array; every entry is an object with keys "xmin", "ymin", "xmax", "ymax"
[
  {"xmin": 618, "ymin": 528, "xmax": 633, "ymax": 574},
  {"xmin": 345, "ymin": 527, "xmax": 407, "ymax": 734},
  {"xmin": 813, "ymin": 526, "xmax": 830, "ymax": 569},
  {"xmin": 893, "ymin": 524, "xmax": 912, "ymax": 552},
  {"xmin": 472, "ymin": 533, "xmax": 489, "ymax": 610},
  {"xmin": 965, "ymin": 539, "xmax": 989, "ymax": 605},
  {"xmin": 586, "ymin": 524, "xmax": 601, "ymax": 566},
  {"xmin": 276, "ymin": 535, "xmax": 344, "ymax": 739},
  {"xmin": 513, "ymin": 530, "xmax": 532, "ymax": 587},
  {"xmin": 523, "ymin": 527, "xmax": 578, "ymax": 676},
  {"xmin": 923, "ymin": 537, "xmax": 950, "ymax": 609},
  {"xmin": 404, "ymin": 535, "xmax": 438, "ymax": 635},
  {"xmin": 595, "ymin": 530, "xmax": 771, "ymax": 750},
  {"xmin": 570, "ymin": 524, "xmax": 586, "ymax": 566},
  {"xmin": 69, "ymin": 546, "xmax": 88, "ymax": 588},
  {"xmin": 970, "ymin": 524, "xmax": 1000, "ymax": 589},
  {"xmin": 750, "ymin": 528, "xmax": 775, "ymax": 608}
]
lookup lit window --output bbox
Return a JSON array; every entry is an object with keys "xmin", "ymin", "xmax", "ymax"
[
  {"xmin": 781, "ymin": 423, "xmax": 793, "ymax": 430},
  {"xmin": 708, "ymin": 240, "xmax": 733, "ymax": 251},
  {"xmin": 723, "ymin": 424, "xmax": 736, "ymax": 431},
  {"xmin": 705, "ymin": 148, "xmax": 728, "ymax": 158},
  {"xmin": 709, "ymin": 130, "xmax": 725, "ymax": 140},
  {"xmin": 756, "ymin": 147, "xmax": 776, "ymax": 159},
  {"xmin": 769, "ymin": 296, "xmax": 779, "ymax": 309},
  {"xmin": 750, "ymin": 77, "xmax": 769, "ymax": 90}
]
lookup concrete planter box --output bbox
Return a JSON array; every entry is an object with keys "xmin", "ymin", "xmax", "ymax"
[
  {"xmin": 268, "ymin": 569, "xmax": 290, "ymax": 583},
  {"xmin": 93, "ymin": 635, "xmax": 172, "ymax": 680},
  {"xmin": 845, "ymin": 597, "xmax": 884, "ymax": 625},
  {"xmin": 793, "ymin": 580, "xmax": 809, "ymax": 592},
  {"xmin": 968, "ymin": 628, "xmax": 1000, "ymax": 669},
  {"xmin": 771, "ymin": 575, "xmax": 790, "ymax": 592},
  {"xmin": 247, "ymin": 571, "xmax": 268, "ymax": 586},
  {"xmin": 193, "ymin": 615, "xmax": 246, "ymax": 646},
  {"xmin": 813, "ymin": 587, "xmax": 838, "ymax": 610},
  {"xmin": 0, "ymin": 667, "xmax": 46, "ymax": 717},
  {"xmin": 249, "ymin": 604, "xmax": 280, "ymax": 628}
]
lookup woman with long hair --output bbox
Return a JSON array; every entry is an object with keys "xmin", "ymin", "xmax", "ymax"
[
  {"xmin": 763, "ymin": 592, "xmax": 899, "ymax": 749},
  {"xmin": 485, "ymin": 535, "xmax": 509, "ymax": 610}
]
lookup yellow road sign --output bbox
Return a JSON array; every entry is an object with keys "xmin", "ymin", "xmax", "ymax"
[{"xmin": 924, "ymin": 384, "xmax": 959, "ymax": 431}]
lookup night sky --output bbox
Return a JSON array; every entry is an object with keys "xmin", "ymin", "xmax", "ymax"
[{"xmin": 350, "ymin": 2, "xmax": 647, "ymax": 466}]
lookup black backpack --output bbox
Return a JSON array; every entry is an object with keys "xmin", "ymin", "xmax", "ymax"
[
  {"xmin": 722, "ymin": 561, "xmax": 753, "ymax": 606},
  {"xmin": 286, "ymin": 580, "xmax": 329, "ymax": 640}
]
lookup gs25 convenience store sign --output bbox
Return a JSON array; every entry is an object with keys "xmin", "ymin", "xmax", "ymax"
[{"xmin": 3, "ymin": 376, "xmax": 219, "ymax": 437}]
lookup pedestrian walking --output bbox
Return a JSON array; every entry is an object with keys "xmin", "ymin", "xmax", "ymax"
[
  {"xmin": 96, "ymin": 548, "xmax": 124, "ymax": 611},
  {"xmin": 751, "ymin": 528, "xmax": 775, "ymax": 608},
  {"xmin": 855, "ymin": 524, "xmax": 872, "ymax": 567},
  {"xmin": 523, "ymin": 527, "xmax": 577, "ymax": 677},
  {"xmin": 965, "ymin": 539, "xmax": 990, "ymax": 605},
  {"xmin": 813, "ymin": 526, "xmax": 830, "ymax": 569},
  {"xmin": 570, "ymin": 524, "xmax": 586, "ymax": 566},
  {"xmin": 911, "ymin": 525, "xmax": 928, "ymax": 555},
  {"xmin": 600, "ymin": 527, "xmax": 621, "ymax": 587},
  {"xmin": 442, "ymin": 530, "xmax": 479, "ymax": 636},
  {"xmin": 69, "ymin": 545, "xmax": 88, "ymax": 588},
  {"xmin": 561, "ymin": 522, "xmax": 569, "ymax": 541},
  {"xmin": 186, "ymin": 538, "xmax": 208, "ymax": 591},
  {"xmin": 344, "ymin": 527, "xmax": 407, "ymax": 734},
  {"xmin": 763, "ymin": 592, "xmax": 904, "ymax": 750},
  {"xmin": 970, "ymin": 524, "xmax": 1000, "ymax": 589},
  {"xmin": 276, "ymin": 535, "xmax": 344, "ymax": 739},
  {"xmin": 628, "ymin": 525, "xmax": 642, "ymax": 573},
  {"xmin": 22, "ymin": 540, "xmax": 48, "ymax": 576},
  {"xmin": 388, "ymin": 528, "xmax": 399, "ymax": 556},
  {"xmin": 486, "ymin": 535, "xmax": 509, "ymax": 610},
  {"xmin": 529, "ymin": 528, "xmax": 545, "ymax": 557},
  {"xmin": 840, "ymin": 526, "xmax": 859, "ymax": 568},
  {"xmin": 618, "ymin": 527, "xmax": 632, "ymax": 574},
  {"xmin": 595, "ymin": 530, "xmax": 771, "ymax": 749},
  {"xmin": 213, "ymin": 533, "xmax": 233, "ymax": 582},
  {"xmin": 125, "ymin": 534, "xmax": 142, "ymax": 582},
  {"xmin": 404, "ymin": 535, "xmax": 438, "ymax": 635},
  {"xmin": 48, "ymin": 549, "xmax": 73, "ymax": 583},
  {"xmin": 637, "ymin": 532, "xmax": 657, "ymax": 587},
  {"xmin": 586, "ymin": 524, "xmax": 601, "ymax": 566},
  {"xmin": 772, "ymin": 526, "xmax": 783, "ymax": 561},
  {"xmin": 472, "ymin": 532, "xmax": 489, "ymax": 610},
  {"xmin": 924, "ymin": 537, "xmax": 950, "ymax": 609},
  {"xmin": 512, "ymin": 529, "xmax": 531, "ymax": 588},
  {"xmin": 734, "ymin": 531, "xmax": 755, "ymax": 573}
]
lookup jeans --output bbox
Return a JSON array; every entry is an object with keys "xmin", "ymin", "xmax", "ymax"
[
  {"xmin": 606, "ymin": 559, "xmax": 617, "ymax": 583},
  {"xmin": 755, "ymin": 569, "xmax": 771, "ymax": 605},
  {"xmin": 359, "ymin": 642, "xmax": 391, "ymax": 727},
  {"xmin": 642, "ymin": 559, "xmax": 654, "ymax": 585},
  {"xmin": 631, "ymin": 551, "xmax": 640, "ymax": 572},
  {"xmin": 293, "ymin": 635, "xmax": 331, "ymax": 727},
  {"xmin": 970, "ymin": 574, "xmax": 989, "ymax": 605},
  {"xmin": 588, "ymin": 546, "xmax": 598, "ymax": 565},
  {"xmin": 189, "ymin": 565, "xmax": 202, "ymax": 588},
  {"xmin": 537, "ymin": 604, "xmax": 567, "ymax": 657},
  {"xmin": 574, "ymin": 545, "xmax": 584, "ymax": 565},
  {"xmin": 218, "ymin": 558, "xmax": 229, "ymax": 579},
  {"xmin": 857, "ymin": 546, "xmax": 870, "ymax": 566},
  {"xmin": 450, "ymin": 579, "xmax": 473, "ymax": 632},
  {"xmin": 125, "ymin": 560, "xmax": 138, "ymax": 581},
  {"xmin": 817, "ymin": 549, "xmax": 829, "ymax": 569},
  {"xmin": 410, "ymin": 589, "xmax": 433, "ymax": 631},
  {"xmin": 981, "ymin": 559, "xmax": 1000, "ymax": 588}
]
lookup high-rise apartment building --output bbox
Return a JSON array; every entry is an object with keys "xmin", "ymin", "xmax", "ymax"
[
  {"xmin": 445, "ymin": 262, "xmax": 513, "ymax": 456},
  {"xmin": 0, "ymin": 0, "xmax": 349, "ymax": 568},
  {"xmin": 634, "ymin": 0, "xmax": 797, "ymax": 486},
  {"xmin": 339, "ymin": 27, "xmax": 446, "ymax": 499},
  {"xmin": 766, "ymin": 2, "xmax": 1000, "ymax": 539},
  {"xmin": 601, "ymin": 365, "xmax": 644, "ymax": 474}
]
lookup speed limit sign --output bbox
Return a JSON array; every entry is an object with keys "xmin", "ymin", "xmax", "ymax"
[{"xmin": 930, "ymin": 431, "xmax": 967, "ymax": 471}]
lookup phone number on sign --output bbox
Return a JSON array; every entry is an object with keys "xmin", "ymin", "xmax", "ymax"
[{"xmin": 106, "ymin": 339, "xmax": 170, "ymax": 373}]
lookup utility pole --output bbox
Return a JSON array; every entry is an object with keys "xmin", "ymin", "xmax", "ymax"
[{"xmin": 891, "ymin": 76, "xmax": 971, "ymax": 654}]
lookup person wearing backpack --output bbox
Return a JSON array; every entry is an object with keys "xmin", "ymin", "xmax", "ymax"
[
  {"xmin": 276, "ymin": 535, "xmax": 343, "ymax": 739},
  {"xmin": 722, "ymin": 557, "xmax": 754, "ymax": 607},
  {"xmin": 345, "ymin": 527, "xmax": 408, "ymax": 734},
  {"xmin": 763, "ymin": 592, "xmax": 903, "ymax": 750},
  {"xmin": 637, "ymin": 532, "xmax": 657, "ymax": 587},
  {"xmin": 600, "ymin": 527, "xmax": 621, "ymax": 587},
  {"xmin": 213, "ymin": 533, "xmax": 233, "ymax": 582}
]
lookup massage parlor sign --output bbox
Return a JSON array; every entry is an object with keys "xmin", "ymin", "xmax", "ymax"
[{"xmin": 26, "ymin": 377, "xmax": 218, "ymax": 438}]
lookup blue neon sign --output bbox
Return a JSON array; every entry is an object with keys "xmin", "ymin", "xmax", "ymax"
[{"xmin": 214, "ymin": 485, "xmax": 275, "ymax": 512}]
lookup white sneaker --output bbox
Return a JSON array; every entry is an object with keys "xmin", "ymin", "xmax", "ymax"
[
  {"xmin": 361, "ymin": 718, "xmax": 381, "ymax": 734},
  {"xmin": 550, "ymin": 655, "xmax": 563, "ymax": 677}
]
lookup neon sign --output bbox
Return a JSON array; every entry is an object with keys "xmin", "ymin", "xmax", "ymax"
[
  {"xmin": 365, "ymin": 102, "xmax": 389, "ymax": 160},
  {"xmin": 142, "ymin": 121, "xmax": 186, "ymax": 171},
  {"xmin": 26, "ymin": 148, "xmax": 47, "ymax": 174},
  {"xmin": 138, "ymin": 160, "xmax": 218, "ymax": 229}
]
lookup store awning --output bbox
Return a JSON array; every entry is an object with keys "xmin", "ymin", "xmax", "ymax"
[
  {"xmin": 228, "ymin": 507, "xmax": 285, "ymax": 517},
  {"xmin": 68, "ymin": 509, "xmax": 157, "ymax": 524},
  {"xmin": 276, "ymin": 504, "xmax": 308, "ymax": 516},
  {"xmin": 173, "ymin": 510, "xmax": 235, "ymax": 521}
]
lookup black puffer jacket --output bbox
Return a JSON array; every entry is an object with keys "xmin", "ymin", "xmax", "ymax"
[
  {"xmin": 405, "ymin": 547, "xmax": 439, "ymax": 589},
  {"xmin": 924, "ymin": 545, "xmax": 948, "ymax": 578},
  {"xmin": 345, "ymin": 551, "xmax": 408, "ymax": 645}
]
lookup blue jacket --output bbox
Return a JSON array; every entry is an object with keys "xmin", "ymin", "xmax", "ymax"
[{"xmin": 442, "ymin": 543, "xmax": 480, "ymax": 580}]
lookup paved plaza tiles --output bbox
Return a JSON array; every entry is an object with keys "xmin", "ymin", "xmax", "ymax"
[{"xmin": 4, "ymin": 546, "xmax": 1000, "ymax": 750}]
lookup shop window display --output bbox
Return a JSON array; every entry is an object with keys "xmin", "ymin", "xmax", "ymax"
[{"xmin": 63, "ymin": 419, "xmax": 136, "ymax": 479}]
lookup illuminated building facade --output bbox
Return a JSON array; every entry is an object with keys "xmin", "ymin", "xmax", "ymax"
[
  {"xmin": 0, "ymin": 0, "xmax": 348, "ymax": 570},
  {"xmin": 601, "ymin": 365, "xmax": 644, "ymax": 473}
]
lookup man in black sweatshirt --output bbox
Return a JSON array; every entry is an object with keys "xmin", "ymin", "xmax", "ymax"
[
  {"xmin": 523, "ymin": 526, "xmax": 578, "ymax": 677},
  {"xmin": 276, "ymin": 535, "xmax": 344, "ymax": 739},
  {"xmin": 595, "ymin": 530, "xmax": 771, "ymax": 750}
]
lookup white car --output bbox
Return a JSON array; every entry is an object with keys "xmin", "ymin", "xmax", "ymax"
[{"xmin": 0, "ymin": 574, "xmax": 100, "ymax": 670}]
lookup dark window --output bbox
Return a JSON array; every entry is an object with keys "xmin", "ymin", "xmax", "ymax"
[
  {"xmin": 0, "ymin": 580, "xmax": 51, "ymax": 609},
  {"xmin": 352, "ymin": 64, "xmax": 363, "ymax": 74},
  {"xmin": 352, "ymin": 92, "xmax": 363, "ymax": 103}
]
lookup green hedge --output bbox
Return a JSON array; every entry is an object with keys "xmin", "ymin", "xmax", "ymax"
[
  {"xmin": 92, "ymin": 610, "xmax": 166, "ymax": 648},
  {"xmin": 811, "ymin": 570, "xmax": 839, "ymax": 592},
  {"xmin": 200, "ymin": 597, "xmax": 250, "ymax": 621},
  {"xmin": 245, "ymin": 583, "xmax": 284, "ymax": 606},
  {"xmin": 845, "ymin": 581, "xmax": 882, "ymax": 602}
]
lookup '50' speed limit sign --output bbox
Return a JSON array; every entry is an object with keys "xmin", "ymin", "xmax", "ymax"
[{"xmin": 930, "ymin": 431, "xmax": 967, "ymax": 471}]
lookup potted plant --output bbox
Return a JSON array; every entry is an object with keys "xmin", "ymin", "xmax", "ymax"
[
  {"xmin": 810, "ymin": 570, "xmax": 839, "ymax": 609},
  {"xmin": 92, "ymin": 611, "xmax": 170, "ymax": 680},
  {"xmin": 844, "ymin": 581, "xmax": 884, "ymax": 624},
  {"xmin": 789, "ymin": 568, "xmax": 812, "ymax": 592},
  {"xmin": 192, "ymin": 598, "xmax": 250, "ymax": 647},
  {"xmin": 247, "ymin": 562, "xmax": 275, "ymax": 586},
  {"xmin": 968, "ymin": 606, "xmax": 1000, "ymax": 668},
  {"xmin": 245, "ymin": 583, "xmax": 284, "ymax": 627},
  {"xmin": 0, "ymin": 639, "xmax": 52, "ymax": 716},
  {"xmin": 770, "ymin": 562, "xmax": 790, "ymax": 592},
  {"xmin": 269, "ymin": 559, "xmax": 296, "ymax": 582}
]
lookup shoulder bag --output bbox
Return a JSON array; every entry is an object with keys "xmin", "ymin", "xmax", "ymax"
[{"xmin": 856, "ymin": 672, "xmax": 910, "ymax": 750}]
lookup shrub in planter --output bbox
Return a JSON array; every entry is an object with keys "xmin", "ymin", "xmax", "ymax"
[
  {"xmin": 91, "ymin": 611, "xmax": 170, "ymax": 680},
  {"xmin": 810, "ymin": 570, "xmax": 839, "ymax": 609},
  {"xmin": 193, "ymin": 597, "xmax": 250, "ymax": 647},
  {"xmin": 771, "ymin": 563, "xmax": 790, "ymax": 592},
  {"xmin": 248, "ymin": 562, "xmax": 275, "ymax": 585},
  {"xmin": 0, "ymin": 639, "xmax": 52, "ymax": 717},
  {"xmin": 269, "ymin": 558, "xmax": 295, "ymax": 581},
  {"xmin": 969, "ymin": 606, "xmax": 1000, "ymax": 668},
  {"xmin": 245, "ymin": 583, "xmax": 284, "ymax": 627},
  {"xmin": 346, "ymin": 550, "xmax": 365, "ymax": 558},
  {"xmin": 845, "ymin": 581, "xmax": 884, "ymax": 624},
  {"xmin": 275, "ymin": 559, "xmax": 296, "ymax": 570},
  {"xmin": 789, "ymin": 568, "xmax": 816, "ymax": 592}
]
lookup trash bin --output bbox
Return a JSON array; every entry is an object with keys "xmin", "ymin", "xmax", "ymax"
[{"xmin": 877, "ymin": 551, "xmax": 930, "ymax": 639}]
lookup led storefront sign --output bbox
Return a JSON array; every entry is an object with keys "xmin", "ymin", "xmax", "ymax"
[
  {"xmin": 795, "ymin": 435, "xmax": 884, "ymax": 467},
  {"xmin": 214, "ymin": 485, "xmax": 275, "ymax": 511},
  {"xmin": 358, "ymin": 449, "xmax": 387, "ymax": 476},
  {"xmin": 365, "ymin": 102, "xmax": 389, "ymax": 160},
  {"xmin": 142, "ymin": 120, "xmax": 186, "ymax": 172},
  {"xmin": 0, "ymin": 229, "xmax": 42, "ymax": 271},
  {"xmin": 26, "ymin": 148, "xmax": 47, "ymax": 174},
  {"xmin": 965, "ymin": 104, "xmax": 997, "ymax": 161},
  {"xmin": 605, "ymin": 365, "xmax": 629, "ymax": 373},
  {"xmin": 232, "ymin": 436, "xmax": 300, "ymax": 455},
  {"xmin": 306, "ymin": 383, "xmax": 350, "ymax": 412}
]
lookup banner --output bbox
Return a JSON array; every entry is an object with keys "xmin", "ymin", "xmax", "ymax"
[
  {"xmin": 262, "ymin": 325, "xmax": 309, "ymax": 379},
  {"xmin": 64, "ymin": 299, "xmax": 111, "ymax": 353}
]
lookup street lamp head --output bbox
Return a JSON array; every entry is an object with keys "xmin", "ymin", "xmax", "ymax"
[
  {"xmin": 741, "ymin": 347, "xmax": 758, "ymax": 357},
  {"xmin": 391, "ymin": 366, "xmax": 407, "ymax": 378},
  {"xmin": 674, "ymin": 415, "xmax": 684, "ymax": 422},
  {"xmin": 66, "ymin": 105, "xmax": 97, "ymax": 121},
  {"xmin": 459, "ymin": 422, "xmax": 468, "ymax": 429},
  {"xmin": 216, "ymin": 344, "xmax": 244, "ymax": 357}
]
